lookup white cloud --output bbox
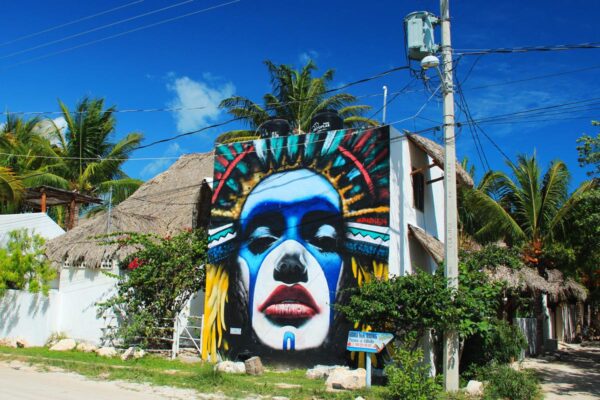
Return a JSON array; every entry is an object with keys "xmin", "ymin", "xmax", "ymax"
[
  {"xmin": 140, "ymin": 142, "xmax": 185, "ymax": 178},
  {"xmin": 32, "ymin": 116, "xmax": 67, "ymax": 145},
  {"xmin": 167, "ymin": 75, "xmax": 235, "ymax": 133},
  {"xmin": 299, "ymin": 50, "xmax": 319, "ymax": 64}
]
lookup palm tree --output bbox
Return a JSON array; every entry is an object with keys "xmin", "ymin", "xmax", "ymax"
[
  {"xmin": 470, "ymin": 154, "xmax": 594, "ymax": 272},
  {"xmin": 0, "ymin": 167, "xmax": 23, "ymax": 204},
  {"xmin": 216, "ymin": 60, "xmax": 377, "ymax": 143},
  {"xmin": 0, "ymin": 99, "xmax": 143, "ymax": 225}
]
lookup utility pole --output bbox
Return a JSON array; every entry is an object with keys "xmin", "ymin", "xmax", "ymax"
[
  {"xmin": 440, "ymin": 0, "xmax": 459, "ymax": 392},
  {"xmin": 382, "ymin": 85, "xmax": 388, "ymax": 124}
]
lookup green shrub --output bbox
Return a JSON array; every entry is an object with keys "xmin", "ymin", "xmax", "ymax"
[
  {"xmin": 483, "ymin": 319, "xmax": 527, "ymax": 363},
  {"xmin": 384, "ymin": 347, "xmax": 442, "ymax": 400},
  {"xmin": 480, "ymin": 365, "xmax": 540, "ymax": 400}
]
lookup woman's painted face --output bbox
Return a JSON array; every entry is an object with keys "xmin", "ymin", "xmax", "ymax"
[{"xmin": 238, "ymin": 169, "xmax": 344, "ymax": 350}]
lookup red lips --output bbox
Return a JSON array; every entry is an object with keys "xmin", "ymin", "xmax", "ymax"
[{"xmin": 258, "ymin": 284, "xmax": 320, "ymax": 320}]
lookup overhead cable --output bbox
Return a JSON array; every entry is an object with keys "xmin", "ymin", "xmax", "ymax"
[{"xmin": 0, "ymin": 0, "xmax": 144, "ymax": 48}]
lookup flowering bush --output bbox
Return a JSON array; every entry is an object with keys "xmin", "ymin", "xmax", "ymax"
[{"xmin": 98, "ymin": 229, "xmax": 208, "ymax": 347}]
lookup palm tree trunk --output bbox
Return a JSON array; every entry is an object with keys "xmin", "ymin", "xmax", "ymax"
[{"xmin": 67, "ymin": 199, "xmax": 79, "ymax": 230}]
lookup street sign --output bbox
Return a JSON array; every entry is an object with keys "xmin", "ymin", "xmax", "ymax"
[{"xmin": 346, "ymin": 331, "xmax": 394, "ymax": 354}]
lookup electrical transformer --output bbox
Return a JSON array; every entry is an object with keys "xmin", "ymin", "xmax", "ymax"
[{"xmin": 404, "ymin": 11, "xmax": 439, "ymax": 61}]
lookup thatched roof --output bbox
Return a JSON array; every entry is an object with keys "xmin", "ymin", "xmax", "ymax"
[
  {"xmin": 45, "ymin": 152, "xmax": 214, "ymax": 268},
  {"xmin": 485, "ymin": 265, "xmax": 588, "ymax": 303},
  {"xmin": 407, "ymin": 133, "xmax": 474, "ymax": 188},
  {"xmin": 408, "ymin": 224, "xmax": 444, "ymax": 264}
]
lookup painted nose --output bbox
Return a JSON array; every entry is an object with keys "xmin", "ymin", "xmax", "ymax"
[{"xmin": 274, "ymin": 254, "xmax": 308, "ymax": 284}]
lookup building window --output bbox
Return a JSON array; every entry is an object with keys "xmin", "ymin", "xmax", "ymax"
[{"xmin": 412, "ymin": 169, "xmax": 425, "ymax": 212}]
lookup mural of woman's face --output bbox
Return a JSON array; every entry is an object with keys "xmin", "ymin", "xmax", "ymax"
[{"xmin": 238, "ymin": 169, "xmax": 344, "ymax": 350}]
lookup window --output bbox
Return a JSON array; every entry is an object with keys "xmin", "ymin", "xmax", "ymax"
[{"xmin": 412, "ymin": 169, "xmax": 425, "ymax": 212}]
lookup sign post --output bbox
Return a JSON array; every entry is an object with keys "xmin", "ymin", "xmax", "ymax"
[{"xmin": 347, "ymin": 331, "xmax": 394, "ymax": 388}]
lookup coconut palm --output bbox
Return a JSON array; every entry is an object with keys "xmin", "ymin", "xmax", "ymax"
[
  {"xmin": 1, "ymin": 99, "xmax": 143, "ymax": 225},
  {"xmin": 469, "ymin": 154, "xmax": 594, "ymax": 271},
  {"xmin": 0, "ymin": 167, "xmax": 23, "ymax": 204},
  {"xmin": 216, "ymin": 60, "xmax": 377, "ymax": 143}
]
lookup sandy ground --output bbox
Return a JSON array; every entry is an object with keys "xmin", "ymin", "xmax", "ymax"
[
  {"xmin": 521, "ymin": 343, "xmax": 600, "ymax": 399},
  {"xmin": 0, "ymin": 360, "xmax": 227, "ymax": 400}
]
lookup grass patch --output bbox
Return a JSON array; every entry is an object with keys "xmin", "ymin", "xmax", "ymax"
[{"xmin": 0, "ymin": 346, "xmax": 385, "ymax": 399}]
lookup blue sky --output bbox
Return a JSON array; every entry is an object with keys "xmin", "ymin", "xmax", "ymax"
[{"xmin": 1, "ymin": 0, "xmax": 599, "ymax": 187}]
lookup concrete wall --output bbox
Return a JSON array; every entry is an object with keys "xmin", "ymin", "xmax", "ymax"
[
  {"xmin": 0, "ymin": 264, "xmax": 119, "ymax": 346},
  {"xmin": 0, "ymin": 289, "xmax": 60, "ymax": 346},
  {"xmin": 57, "ymin": 267, "xmax": 119, "ymax": 344}
]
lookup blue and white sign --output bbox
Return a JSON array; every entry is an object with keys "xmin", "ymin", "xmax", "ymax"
[{"xmin": 346, "ymin": 331, "xmax": 394, "ymax": 353}]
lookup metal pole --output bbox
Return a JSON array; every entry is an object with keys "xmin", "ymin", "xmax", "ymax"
[
  {"xmin": 382, "ymin": 85, "xmax": 388, "ymax": 124},
  {"xmin": 365, "ymin": 353, "xmax": 372, "ymax": 388},
  {"xmin": 440, "ymin": 0, "xmax": 459, "ymax": 392}
]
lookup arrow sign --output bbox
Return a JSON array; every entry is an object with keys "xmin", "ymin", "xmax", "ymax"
[{"xmin": 346, "ymin": 331, "xmax": 394, "ymax": 353}]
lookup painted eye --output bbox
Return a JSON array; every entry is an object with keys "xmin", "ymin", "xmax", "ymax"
[
  {"xmin": 310, "ymin": 224, "xmax": 338, "ymax": 253},
  {"xmin": 247, "ymin": 226, "xmax": 278, "ymax": 254}
]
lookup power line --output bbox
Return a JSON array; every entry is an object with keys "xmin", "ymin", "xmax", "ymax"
[
  {"xmin": 2, "ymin": 0, "xmax": 241, "ymax": 69},
  {"xmin": 456, "ymin": 42, "xmax": 600, "ymax": 56},
  {"xmin": 0, "ymin": 0, "xmax": 145, "ymax": 48},
  {"xmin": 0, "ymin": 0, "xmax": 194, "ymax": 60},
  {"xmin": 3, "ymin": 87, "xmax": 427, "ymax": 117},
  {"xmin": 134, "ymin": 64, "xmax": 411, "ymax": 150},
  {"xmin": 465, "ymin": 64, "xmax": 600, "ymax": 91}
]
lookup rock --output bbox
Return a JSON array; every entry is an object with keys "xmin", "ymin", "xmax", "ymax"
[
  {"xmin": 15, "ymin": 338, "xmax": 29, "ymax": 348},
  {"xmin": 244, "ymin": 356, "xmax": 264, "ymax": 375},
  {"xmin": 325, "ymin": 368, "xmax": 366, "ymax": 390},
  {"xmin": 465, "ymin": 380, "xmax": 484, "ymax": 396},
  {"xmin": 96, "ymin": 346, "xmax": 117, "ymax": 357},
  {"xmin": 355, "ymin": 397, "xmax": 366, "ymax": 400},
  {"xmin": 50, "ymin": 338, "xmax": 77, "ymax": 351},
  {"xmin": 274, "ymin": 383, "xmax": 301, "ymax": 389},
  {"xmin": 306, "ymin": 364, "xmax": 348, "ymax": 379},
  {"xmin": 0, "ymin": 338, "xmax": 17, "ymax": 348},
  {"xmin": 272, "ymin": 397, "xmax": 289, "ymax": 400},
  {"xmin": 214, "ymin": 361, "xmax": 246, "ymax": 374},
  {"xmin": 76, "ymin": 342, "xmax": 98, "ymax": 353},
  {"xmin": 134, "ymin": 348, "xmax": 146, "ymax": 359},
  {"xmin": 121, "ymin": 346, "xmax": 136, "ymax": 361}
]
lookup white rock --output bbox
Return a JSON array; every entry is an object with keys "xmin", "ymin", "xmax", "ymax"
[
  {"xmin": 134, "ymin": 348, "xmax": 146, "ymax": 359},
  {"xmin": 50, "ymin": 338, "xmax": 77, "ymax": 351},
  {"xmin": 466, "ymin": 380, "xmax": 484, "ymax": 396},
  {"xmin": 121, "ymin": 346, "xmax": 135, "ymax": 361},
  {"xmin": 355, "ymin": 397, "xmax": 366, "ymax": 400},
  {"xmin": 325, "ymin": 368, "xmax": 366, "ymax": 390},
  {"xmin": 76, "ymin": 342, "xmax": 98, "ymax": 353},
  {"xmin": 272, "ymin": 397, "xmax": 289, "ymax": 400},
  {"xmin": 306, "ymin": 364, "xmax": 348, "ymax": 379},
  {"xmin": 96, "ymin": 346, "xmax": 118, "ymax": 357},
  {"xmin": 214, "ymin": 361, "xmax": 246, "ymax": 374},
  {"xmin": 0, "ymin": 338, "xmax": 17, "ymax": 348}
]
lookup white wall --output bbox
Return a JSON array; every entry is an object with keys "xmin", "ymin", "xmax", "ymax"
[
  {"xmin": 0, "ymin": 289, "xmax": 60, "ymax": 346},
  {"xmin": 389, "ymin": 127, "xmax": 445, "ymax": 276},
  {"xmin": 57, "ymin": 266, "xmax": 119, "ymax": 344},
  {"xmin": 0, "ymin": 264, "xmax": 119, "ymax": 346}
]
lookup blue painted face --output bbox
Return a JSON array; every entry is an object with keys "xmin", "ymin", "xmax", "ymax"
[{"xmin": 237, "ymin": 169, "xmax": 344, "ymax": 349}]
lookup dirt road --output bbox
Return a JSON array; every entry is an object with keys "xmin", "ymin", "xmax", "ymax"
[
  {"xmin": 0, "ymin": 360, "xmax": 224, "ymax": 400},
  {"xmin": 522, "ymin": 343, "xmax": 600, "ymax": 399}
]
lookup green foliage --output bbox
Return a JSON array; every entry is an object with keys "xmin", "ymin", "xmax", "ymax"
[
  {"xmin": 479, "ymin": 364, "xmax": 540, "ymax": 400},
  {"xmin": 0, "ymin": 229, "xmax": 56, "ymax": 295},
  {"xmin": 216, "ymin": 60, "xmax": 377, "ymax": 143},
  {"xmin": 337, "ymin": 266, "xmax": 502, "ymax": 348},
  {"xmin": 482, "ymin": 319, "xmax": 527, "ymax": 364},
  {"xmin": 384, "ymin": 347, "xmax": 442, "ymax": 400},
  {"xmin": 462, "ymin": 244, "xmax": 523, "ymax": 271},
  {"xmin": 576, "ymin": 122, "xmax": 600, "ymax": 178},
  {"xmin": 98, "ymin": 229, "xmax": 208, "ymax": 348}
]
